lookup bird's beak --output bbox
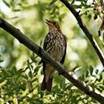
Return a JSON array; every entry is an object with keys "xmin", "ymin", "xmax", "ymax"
[{"xmin": 45, "ymin": 19, "xmax": 50, "ymax": 25}]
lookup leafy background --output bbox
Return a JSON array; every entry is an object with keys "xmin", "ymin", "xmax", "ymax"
[{"xmin": 0, "ymin": 0, "xmax": 104, "ymax": 104}]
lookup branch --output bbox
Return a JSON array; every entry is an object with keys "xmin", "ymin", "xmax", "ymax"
[
  {"xmin": 0, "ymin": 18, "xmax": 104, "ymax": 103},
  {"xmin": 60, "ymin": 0, "xmax": 104, "ymax": 67}
]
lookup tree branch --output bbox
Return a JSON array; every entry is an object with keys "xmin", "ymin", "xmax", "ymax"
[
  {"xmin": 0, "ymin": 18, "xmax": 104, "ymax": 103},
  {"xmin": 60, "ymin": 0, "xmax": 104, "ymax": 67}
]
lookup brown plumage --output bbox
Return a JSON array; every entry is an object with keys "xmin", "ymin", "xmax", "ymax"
[{"xmin": 41, "ymin": 20, "xmax": 67, "ymax": 91}]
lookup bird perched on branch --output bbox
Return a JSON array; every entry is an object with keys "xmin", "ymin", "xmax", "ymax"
[{"xmin": 41, "ymin": 20, "xmax": 67, "ymax": 91}]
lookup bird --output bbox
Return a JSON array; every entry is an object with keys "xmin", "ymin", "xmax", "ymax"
[{"xmin": 41, "ymin": 20, "xmax": 67, "ymax": 91}]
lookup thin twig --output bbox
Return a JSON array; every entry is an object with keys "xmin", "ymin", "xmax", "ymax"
[{"xmin": 60, "ymin": 0, "xmax": 104, "ymax": 67}]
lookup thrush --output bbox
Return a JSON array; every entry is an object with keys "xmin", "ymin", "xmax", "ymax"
[{"xmin": 41, "ymin": 20, "xmax": 67, "ymax": 91}]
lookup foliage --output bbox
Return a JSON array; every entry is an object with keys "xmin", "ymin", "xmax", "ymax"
[
  {"xmin": 0, "ymin": 0, "xmax": 104, "ymax": 104},
  {"xmin": 0, "ymin": 55, "xmax": 103, "ymax": 104}
]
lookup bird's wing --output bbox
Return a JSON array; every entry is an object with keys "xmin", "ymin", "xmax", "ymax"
[{"xmin": 60, "ymin": 35, "xmax": 67, "ymax": 64}]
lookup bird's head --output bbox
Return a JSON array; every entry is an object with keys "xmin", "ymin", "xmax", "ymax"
[{"xmin": 46, "ymin": 19, "xmax": 61, "ymax": 31}]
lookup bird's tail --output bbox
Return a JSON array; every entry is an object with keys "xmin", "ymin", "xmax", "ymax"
[{"xmin": 41, "ymin": 74, "xmax": 53, "ymax": 91}]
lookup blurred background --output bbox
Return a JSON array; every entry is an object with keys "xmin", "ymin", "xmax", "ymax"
[{"xmin": 0, "ymin": 0, "xmax": 104, "ymax": 104}]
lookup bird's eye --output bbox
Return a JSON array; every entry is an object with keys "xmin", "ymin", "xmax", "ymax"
[{"xmin": 53, "ymin": 22, "xmax": 57, "ymax": 26}]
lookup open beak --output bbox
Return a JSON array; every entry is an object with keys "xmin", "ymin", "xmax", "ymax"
[{"xmin": 45, "ymin": 19, "xmax": 50, "ymax": 25}]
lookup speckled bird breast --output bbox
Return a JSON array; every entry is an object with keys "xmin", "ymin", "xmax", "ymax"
[{"xmin": 43, "ymin": 30, "xmax": 66, "ymax": 62}]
